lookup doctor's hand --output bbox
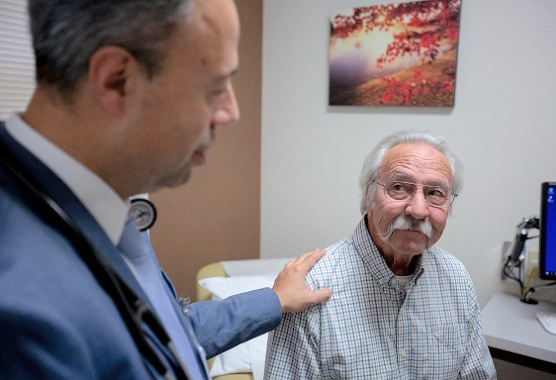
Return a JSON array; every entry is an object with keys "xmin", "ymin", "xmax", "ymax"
[{"xmin": 272, "ymin": 249, "xmax": 332, "ymax": 313}]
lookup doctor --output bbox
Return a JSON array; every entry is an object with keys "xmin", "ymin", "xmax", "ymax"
[{"xmin": 0, "ymin": 0, "xmax": 331, "ymax": 379}]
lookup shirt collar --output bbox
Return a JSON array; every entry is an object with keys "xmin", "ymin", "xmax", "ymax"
[
  {"xmin": 5, "ymin": 114, "xmax": 129, "ymax": 245},
  {"xmin": 352, "ymin": 216, "xmax": 425, "ymax": 287}
]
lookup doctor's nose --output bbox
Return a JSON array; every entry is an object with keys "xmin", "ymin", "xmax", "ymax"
[{"xmin": 212, "ymin": 85, "xmax": 240, "ymax": 127}]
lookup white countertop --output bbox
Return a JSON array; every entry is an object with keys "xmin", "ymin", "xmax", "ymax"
[{"xmin": 481, "ymin": 292, "xmax": 556, "ymax": 363}]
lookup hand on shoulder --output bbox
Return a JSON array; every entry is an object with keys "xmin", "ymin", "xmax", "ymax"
[{"xmin": 272, "ymin": 249, "xmax": 332, "ymax": 313}]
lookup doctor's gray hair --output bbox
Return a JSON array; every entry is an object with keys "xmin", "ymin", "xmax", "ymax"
[
  {"xmin": 358, "ymin": 131, "xmax": 464, "ymax": 214},
  {"xmin": 28, "ymin": 0, "xmax": 193, "ymax": 100}
]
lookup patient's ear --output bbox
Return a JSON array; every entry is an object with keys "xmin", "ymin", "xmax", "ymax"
[{"xmin": 87, "ymin": 46, "xmax": 143, "ymax": 116}]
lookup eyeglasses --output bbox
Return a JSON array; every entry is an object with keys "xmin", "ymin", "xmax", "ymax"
[{"xmin": 373, "ymin": 179, "xmax": 457, "ymax": 208}]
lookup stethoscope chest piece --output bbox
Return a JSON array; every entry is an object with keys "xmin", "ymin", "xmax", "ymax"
[{"xmin": 128, "ymin": 198, "xmax": 157, "ymax": 232}]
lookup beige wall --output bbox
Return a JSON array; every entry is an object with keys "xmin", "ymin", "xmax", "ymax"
[{"xmin": 151, "ymin": 0, "xmax": 262, "ymax": 301}]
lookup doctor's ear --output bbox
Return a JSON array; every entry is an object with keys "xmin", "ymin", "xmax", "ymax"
[{"xmin": 87, "ymin": 46, "xmax": 144, "ymax": 116}]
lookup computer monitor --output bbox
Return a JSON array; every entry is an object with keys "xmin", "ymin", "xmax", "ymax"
[{"xmin": 539, "ymin": 182, "xmax": 556, "ymax": 280}]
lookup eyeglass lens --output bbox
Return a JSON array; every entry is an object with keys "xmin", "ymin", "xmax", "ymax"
[{"xmin": 384, "ymin": 181, "xmax": 452, "ymax": 207}]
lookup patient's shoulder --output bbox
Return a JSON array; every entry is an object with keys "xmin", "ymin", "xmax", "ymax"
[
  {"xmin": 306, "ymin": 237, "xmax": 358, "ymax": 287},
  {"xmin": 426, "ymin": 246, "xmax": 467, "ymax": 271},
  {"xmin": 424, "ymin": 246, "xmax": 473, "ymax": 288}
]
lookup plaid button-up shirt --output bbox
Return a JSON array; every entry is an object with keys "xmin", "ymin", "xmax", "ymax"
[{"xmin": 265, "ymin": 217, "xmax": 496, "ymax": 379}]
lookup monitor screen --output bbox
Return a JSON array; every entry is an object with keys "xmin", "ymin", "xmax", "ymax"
[{"xmin": 540, "ymin": 182, "xmax": 556, "ymax": 280}]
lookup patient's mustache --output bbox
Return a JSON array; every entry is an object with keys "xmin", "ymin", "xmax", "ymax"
[{"xmin": 380, "ymin": 216, "xmax": 433, "ymax": 242}]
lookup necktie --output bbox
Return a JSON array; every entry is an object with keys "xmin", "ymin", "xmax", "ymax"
[{"xmin": 117, "ymin": 220, "xmax": 208, "ymax": 380}]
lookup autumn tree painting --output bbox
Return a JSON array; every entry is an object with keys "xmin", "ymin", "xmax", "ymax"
[{"xmin": 329, "ymin": 0, "xmax": 462, "ymax": 106}]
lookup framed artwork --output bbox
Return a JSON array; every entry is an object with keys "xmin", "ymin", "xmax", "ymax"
[{"xmin": 329, "ymin": 0, "xmax": 462, "ymax": 107}]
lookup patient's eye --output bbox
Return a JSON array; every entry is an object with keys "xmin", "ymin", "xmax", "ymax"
[
  {"xmin": 388, "ymin": 182, "xmax": 414, "ymax": 199},
  {"xmin": 426, "ymin": 188, "xmax": 446, "ymax": 199}
]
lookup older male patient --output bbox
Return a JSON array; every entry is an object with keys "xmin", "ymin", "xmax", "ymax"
[{"xmin": 265, "ymin": 131, "xmax": 496, "ymax": 379}]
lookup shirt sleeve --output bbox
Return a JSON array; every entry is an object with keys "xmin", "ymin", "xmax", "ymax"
[
  {"xmin": 458, "ymin": 277, "xmax": 497, "ymax": 379},
  {"xmin": 188, "ymin": 287, "xmax": 282, "ymax": 358},
  {"xmin": 264, "ymin": 306, "xmax": 322, "ymax": 379}
]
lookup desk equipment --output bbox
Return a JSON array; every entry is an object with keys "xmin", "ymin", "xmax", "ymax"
[
  {"xmin": 503, "ymin": 216, "xmax": 540, "ymax": 303},
  {"xmin": 536, "ymin": 312, "xmax": 556, "ymax": 335},
  {"xmin": 503, "ymin": 182, "xmax": 556, "ymax": 303},
  {"xmin": 540, "ymin": 182, "xmax": 556, "ymax": 280},
  {"xmin": 482, "ymin": 292, "xmax": 556, "ymax": 374},
  {"xmin": 508, "ymin": 217, "xmax": 539, "ymax": 264}
]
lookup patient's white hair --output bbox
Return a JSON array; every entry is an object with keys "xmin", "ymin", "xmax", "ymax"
[{"xmin": 359, "ymin": 130, "xmax": 463, "ymax": 214}]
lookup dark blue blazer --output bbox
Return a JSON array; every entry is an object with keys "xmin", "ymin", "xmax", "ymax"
[{"xmin": 0, "ymin": 122, "xmax": 281, "ymax": 379}]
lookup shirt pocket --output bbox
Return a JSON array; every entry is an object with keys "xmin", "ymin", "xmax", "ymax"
[{"xmin": 424, "ymin": 324, "xmax": 467, "ymax": 378}]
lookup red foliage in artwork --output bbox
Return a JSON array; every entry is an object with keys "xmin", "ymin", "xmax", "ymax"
[
  {"xmin": 332, "ymin": 0, "xmax": 461, "ymax": 68},
  {"xmin": 329, "ymin": 0, "xmax": 461, "ymax": 106}
]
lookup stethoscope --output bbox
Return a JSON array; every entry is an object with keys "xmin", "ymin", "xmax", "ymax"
[{"xmin": 0, "ymin": 153, "xmax": 190, "ymax": 380}]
